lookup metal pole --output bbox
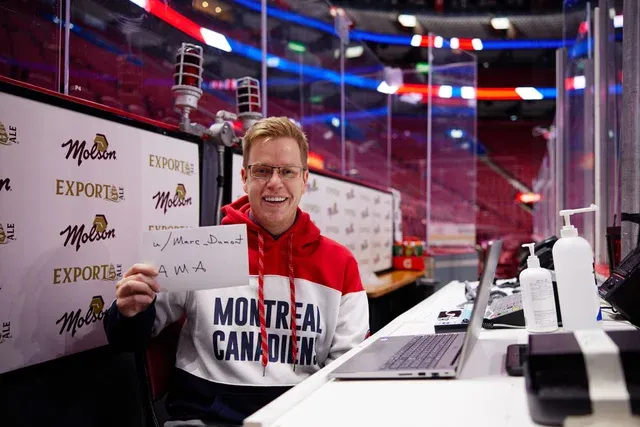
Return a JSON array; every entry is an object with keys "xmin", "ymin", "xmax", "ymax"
[
  {"xmin": 594, "ymin": 6, "xmax": 608, "ymax": 266},
  {"xmin": 621, "ymin": 0, "xmax": 640, "ymax": 257},
  {"xmin": 555, "ymin": 48, "xmax": 567, "ymax": 234},
  {"xmin": 63, "ymin": 0, "xmax": 70, "ymax": 94},
  {"xmin": 387, "ymin": 94, "xmax": 392, "ymax": 188},
  {"xmin": 426, "ymin": 32, "xmax": 433, "ymax": 249},
  {"xmin": 299, "ymin": 54, "xmax": 304, "ymax": 124},
  {"xmin": 584, "ymin": 57, "xmax": 595, "ymax": 247},
  {"xmin": 261, "ymin": 0, "xmax": 267, "ymax": 117},
  {"xmin": 340, "ymin": 39, "xmax": 346, "ymax": 176}
]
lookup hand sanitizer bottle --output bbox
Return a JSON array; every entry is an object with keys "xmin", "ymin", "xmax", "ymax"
[
  {"xmin": 552, "ymin": 204, "xmax": 601, "ymax": 330},
  {"xmin": 519, "ymin": 243, "xmax": 558, "ymax": 333}
]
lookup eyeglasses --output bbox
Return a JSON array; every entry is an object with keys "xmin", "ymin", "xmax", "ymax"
[{"xmin": 247, "ymin": 164, "xmax": 306, "ymax": 180}]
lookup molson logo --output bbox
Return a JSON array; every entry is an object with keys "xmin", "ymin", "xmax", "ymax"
[
  {"xmin": 0, "ymin": 322, "xmax": 11, "ymax": 344},
  {"xmin": 55, "ymin": 295, "xmax": 106, "ymax": 338},
  {"xmin": 53, "ymin": 263, "xmax": 122, "ymax": 285},
  {"xmin": 55, "ymin": 179, "xmax": 124, "ymax": 203},
  {"xmin": 0, "ymin": 223, "xmax": 16, "ymax": 245},
  {"xmin": 0, "ymin": 177, "xmax": 11, "ymax": 192},
  {"xmin": 0, "ymin": 122, "xmax": 18, "ymax": 146},
  {"xmin": 346, "ymin": 188, "xmax": 355, "ymax": 200},
  {"xmin": 62, "ymin": 133, "xmax": 117, "ymax": 166},
  {"xmin": 152, "ymin": 184, "xmax": 193, "ymax": 214},
  {"xmin": 302, "ymin": 203, "xmax": 321, "ymax": 214},
  {"xmin": 327, "ymin": 202, "xmax": 338, "ymax": 217},
  {"xmin": 149, "ymin": 154, "xmax": 195, "ymax": 176},
  {"xmin": 60, "ymin": 214, "xmax": 116, "ymax": 252},
  {"xmin": 361, "ymin": 207, "xmax": 370, "ymax": 219},
  {"xmin": 345, "ymin": 224, "xmax": 354, "ymax": 235},
  {"xmin": 326, "ymin": 186, "xmax": 340, "ymax": 197},
  {"xmin": 306, "ymin": 179, "xmax": 319, "ymax": 192},
  {"xmin": 326, "ymin": 225, "xmax": 340, "ymax": 234}
]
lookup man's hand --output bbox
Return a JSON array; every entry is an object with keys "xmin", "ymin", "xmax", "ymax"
[{"xmin": 115, "ymin": 264, "xmax": 160, "ymax": 318}]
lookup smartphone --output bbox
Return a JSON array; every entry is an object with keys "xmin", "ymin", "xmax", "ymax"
[{"xmin": 505, "ymin": 344, "xmax": 528, "ymax": 376}]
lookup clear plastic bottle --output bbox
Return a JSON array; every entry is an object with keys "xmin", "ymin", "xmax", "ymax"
[
  {"xmin": 552, "ymin": 204, "xmax": 601, "ymax": 331},
  {"xmin": 519, "ymin": 243, "xmax": 558, "ymax": 333}
]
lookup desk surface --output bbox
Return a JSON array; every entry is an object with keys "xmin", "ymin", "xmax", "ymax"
[
  {"xmin": 244, "ymin": 281, "xmax": 635, "ymax": 427},
  {"xmin": 363, "ymin": 269, "xmax": 425, "ymax": 298}
]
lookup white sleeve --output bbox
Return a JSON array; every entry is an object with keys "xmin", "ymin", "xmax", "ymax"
[
  {"xmin": 325, "ymin": 290, "xmax": 370, "ymax": 365},
  {"xmin": 151, "ymin": 291, "xmax": 189, "ymax": 336}
]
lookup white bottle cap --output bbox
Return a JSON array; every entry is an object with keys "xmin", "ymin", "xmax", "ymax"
[
  {"xmin": 522, "ymin": 243, "xmax": 540, "ymax": 268},
  {"xmin": 558, "ymin": 204, "xmax": 598, "ymax": 238}
]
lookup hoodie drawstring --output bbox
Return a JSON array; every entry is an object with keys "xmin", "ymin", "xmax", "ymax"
[{"xmin": 257, "ymin": 232, "xmax": 299, "ymax": 375}]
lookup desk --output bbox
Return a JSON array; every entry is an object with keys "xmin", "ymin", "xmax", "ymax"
[
  {"xmin": 244, "ymin": 281, "xmax": 635, "ymax": 427},
  {"xmin": 363, "ymin": 269, "xmax": 426, "ymax": 298}
]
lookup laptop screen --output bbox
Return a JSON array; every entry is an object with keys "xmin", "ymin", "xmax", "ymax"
[{"xmin": 456, "ymin": 240, "xmax": 503, "ymax": 371}]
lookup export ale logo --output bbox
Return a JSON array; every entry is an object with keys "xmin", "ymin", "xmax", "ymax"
[
  {"xmin": 153, "ymin": 183, "xmax": 193, "ymax": 214},
  {"xmin": 60, "ymin": 214, "xmax": 116, "ymax": 251},
  {"xmin": 56, "ymin": 295, "xmax": 106, "ymax": 337},
  {"xmin": 56, "ymin": 179, "xmax": 124, "ymax": 203},
  {"xmin": 53, "ymin": 263, "xmax": 122, "ymax": 284},
  {"xmin": 0, "ymin": 122, "xmax": 18, "ymax": 146},
  {"xmin": 0, "ymin": 223, "xmax": 16, "ymax": 245},
  {"xmin": 62, "ymin": 133, "xmax": 117, "ymax": 166},
  {"xmin": 149, "ymin": 154, "xmax": 195, "ymax": 176}
]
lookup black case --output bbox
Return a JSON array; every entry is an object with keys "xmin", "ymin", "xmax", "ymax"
[
  {"xmin": 599, "ymin": 243, "xmax": 640, "ymax": 327},
  {"xmin": 525, "ymin": 330, "xmax": 640, "ymax": 426}
]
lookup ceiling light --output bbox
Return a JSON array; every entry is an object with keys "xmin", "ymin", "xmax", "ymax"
[
  {"xmin": 377, "ymin": 81, "xmax": 398, "ymax": 95},
  {"xmin": 614, "ymin": 15, "xmax": 623, "ymax": 28},
  {"xmin": 450, "ymin": 129, "xmax": 463, "ymax": 138},
  {"xmin": 331, "ymin": 117, "xmax": 340, "ymax": 128},
  {"xmin": 438, "ymin": 85, "xmax": 452, "ymax": 99},
  {"xmin": 215, "ymin": 6, "xmax": 222, "ymax": 13},
  {"xmin": 345, "ymin": 45, "xmax": 364, "ymax": 58},
  {"xmin": 449, "ymin": 38, "xmax": 459, "ymax": 49},
  {"xmin": 472, "ymin": 38, "xmax": 483, "ymax": 50},
  {"xmin": 461, "ymin": 86, "xmax": 475, "ymax": 99},
  {"xmin": 490, "ymin": 17, "xmax": 510, "ymax": 30},
  {"xmin": 410, "ymin": 35, "xmax": 422, "ymax": 47},
  {"xmin": 398, "ymin": 14, "xmax": 417, "ymax": 28},
  {"xmin": 202, "ymin": 1, "xmax": 209, "ymax": 7},
  {"xmin": 573, "ymin": 76, "xmax": 586, "ymax": 90},
  {"xmin": 200, "ymin": 28, "xmax": 232, "ymax": 52},
  {"xmin": 433, "ymin": 36, "xmax": 443, "ymax": 48}
]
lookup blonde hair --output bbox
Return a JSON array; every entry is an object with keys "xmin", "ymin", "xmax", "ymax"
[{"xmin": 242, "ymin": 117, "xmax": 309, "ymax": 168}]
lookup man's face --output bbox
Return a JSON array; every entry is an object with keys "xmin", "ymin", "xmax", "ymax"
[{"xmin": 241, "ymin": 137, "xmax": 308, "ymax": 236}]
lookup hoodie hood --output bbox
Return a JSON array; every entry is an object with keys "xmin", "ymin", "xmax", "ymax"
[{"xmin": 221, "ymin": 195, "xmax": 321, "ymax": 247}]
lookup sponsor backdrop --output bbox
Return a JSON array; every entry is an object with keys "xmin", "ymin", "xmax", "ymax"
[
  {"xmin": 0, "ymin": 92, "xmax": 199, "ymax": 374},
  {"xmin": 231, "ymin": 153, "xmax": 393, "ymax": 274}
]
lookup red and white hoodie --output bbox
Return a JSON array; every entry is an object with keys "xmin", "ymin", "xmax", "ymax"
[{"xmin": 105, "ymin": 196, "xmax": 369, "ymax": 424}]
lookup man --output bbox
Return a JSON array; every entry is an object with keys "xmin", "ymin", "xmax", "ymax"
[{"xmin": 104, "ymin": 116, "xmax": 369, "ymax": 426}]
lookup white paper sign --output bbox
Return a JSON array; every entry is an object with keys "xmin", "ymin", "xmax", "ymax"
[{"xmin": 142, "ymin": 224, "xmax": 250, "ymax": 292}]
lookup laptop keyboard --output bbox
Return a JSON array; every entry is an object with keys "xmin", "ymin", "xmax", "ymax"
[{"xmin": 380, "ymin": 334, "xmax": 458, "ymax": 371}]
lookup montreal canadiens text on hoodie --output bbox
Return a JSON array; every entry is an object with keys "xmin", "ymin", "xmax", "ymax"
[{"xmin": 104, "ymin": 195, "xmax": 370, "ymax": 425}]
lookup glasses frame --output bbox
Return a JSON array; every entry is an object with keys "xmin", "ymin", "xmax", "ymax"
[{"xmin": 247, "ymin": 163, "xmax": 307, "ymax": 180}]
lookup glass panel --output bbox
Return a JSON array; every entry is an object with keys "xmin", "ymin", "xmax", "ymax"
[
  {"xmin": 391, "ymin": 69, "xmax": 429, "ymax": 242},
  {"xmin": 263, "ymin": 0, "xmax": 343, "ymax": 173},
  {"xmin": 428, "ymin": 39, "xmax": 477, "ymax": 253},
  {"xmin": 562, "ymin": 0, "xmax": 595, "ymax": 248},
  {"xmin": 68, "ymin": 0, "xmax": 253, "ymax": 123},
  {"xmin": 1, "ymin": 0, "xmax": 63, "ymax": 91}
]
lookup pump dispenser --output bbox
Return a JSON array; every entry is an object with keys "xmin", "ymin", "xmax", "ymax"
[
  {"xmin": 552, "ymin": 204, "xmax": 601, "ymax": 330},
  {"xmin": 519, "ymin": 243, "xmax": 558, "ymax": 333}
]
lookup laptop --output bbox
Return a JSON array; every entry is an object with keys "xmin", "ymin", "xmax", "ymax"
[{"xmin": 330, "ymin": 240, "xmax": 503, "ymax": 380}]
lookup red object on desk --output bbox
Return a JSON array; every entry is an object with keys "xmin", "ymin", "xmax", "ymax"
[{"xmin": 393, "ymin": 256, "xmax": 425, "ymax": 271}]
